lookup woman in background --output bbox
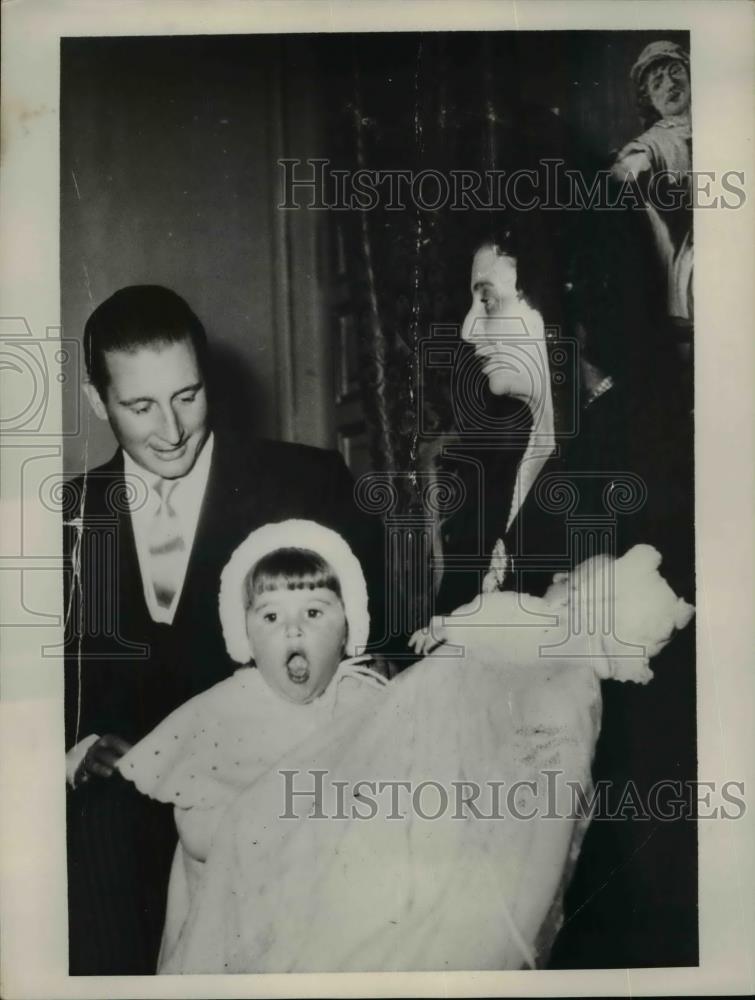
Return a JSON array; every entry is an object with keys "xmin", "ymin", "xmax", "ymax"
[{"xmin": 426, "ymin": 210, "xmax": 696, "ymax": 968}]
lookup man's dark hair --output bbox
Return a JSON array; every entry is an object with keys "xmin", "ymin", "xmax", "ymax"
[{"xmin": 84, "ymin": 285, "xmax": 209, "ymax": 395}]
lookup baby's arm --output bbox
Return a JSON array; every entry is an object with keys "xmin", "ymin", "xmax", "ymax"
[
  {"xmin": 407, "ymin": 594, "xmax": 493, "ymax": 657},
  {"xmin": 409, "ymin": 591, "xmax": 561, "ymax": 664},
  {"xmin": 444, "ymin": 592, "xmax": 560, "ymax": 666}
]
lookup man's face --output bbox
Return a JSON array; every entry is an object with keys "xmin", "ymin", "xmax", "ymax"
[
  {"xmin": 88, "ymin": 338, "xmax": 209, "ymax": 480},
  {"xmin": 246, "ymin": 586, "xmax": 347, "ymax": 705},
  {"xmin": 645, "ymin": 59, "xmax": 690, "ymax": 119},
  {"xmin": 461, "ymin": 245, "xmax": 548, "ymax": 406}
]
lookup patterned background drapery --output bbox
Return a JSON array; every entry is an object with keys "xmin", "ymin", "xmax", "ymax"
[{"xmin": 317, "ymin": 30, "xmax": 690, "ymax": 639}]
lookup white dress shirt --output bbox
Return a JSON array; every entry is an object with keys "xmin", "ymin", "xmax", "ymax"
[{"xmin": 125, "ymin": 432, "xmax": 214, "ymax": 625}]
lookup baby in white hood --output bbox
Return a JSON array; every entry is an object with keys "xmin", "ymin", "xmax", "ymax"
[{"xmin": 117, "ymin": 519, "xmax": 386, "ymax": 969}]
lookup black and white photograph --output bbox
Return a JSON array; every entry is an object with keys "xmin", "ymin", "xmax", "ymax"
[{"xmin": 0, "ymin": 1, "xmax": 753, "ymax": 997}]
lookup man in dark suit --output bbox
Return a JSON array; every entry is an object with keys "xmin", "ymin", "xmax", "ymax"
[{"xmin": 65, "ymin": 285, "xmax": 382, "ymax": 974}]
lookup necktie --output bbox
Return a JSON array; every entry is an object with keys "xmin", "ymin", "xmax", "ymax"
[{"xmin": 148, "ymin": 478, "xmax": 185, "ymax": 611}]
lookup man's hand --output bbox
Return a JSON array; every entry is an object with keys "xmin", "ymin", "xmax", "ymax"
[
  {"xmin": 407, "ymin": 617, "xmax": 448, "ymax": 657},
  {"xmin": 74, "ymin": 734, "xmax": 132, "ymax": 784}
]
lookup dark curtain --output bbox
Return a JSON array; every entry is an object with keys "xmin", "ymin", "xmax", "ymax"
[
  {"xmin": 318, "ymin": 30, "xmax": 691, "ymax": 639},
  {"xmin": 321, "ymin": 34, "xmax": 594, "ymax": 636}
]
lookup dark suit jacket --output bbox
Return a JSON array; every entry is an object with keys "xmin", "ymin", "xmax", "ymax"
[
  {"xmin": 436, "ymin": 386, "xmax": 693, "ymax": 609},
  {"xmin": 64, "ymin": 428, "xmax": 384, "ymax": 974}
]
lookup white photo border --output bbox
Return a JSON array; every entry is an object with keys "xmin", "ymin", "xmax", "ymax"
[{"xmin": 1, "ymin": 1, "xmax": 753, "ymax": 997}]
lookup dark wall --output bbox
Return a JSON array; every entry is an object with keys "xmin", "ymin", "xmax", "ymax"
[
  {"xmin": 61, "ymin": 30, "xmax": 689, "ymax": 473},
  {"xmin": 317, "ymin": 29, "xmax": 690, "ymax": 162},
  {"xmin": 61, "ymin": 35, "xmax": 329, "ymax": 473},
  {"xmin": 487, "ymin": 29, "xmax": 690, "ymax": 158}
]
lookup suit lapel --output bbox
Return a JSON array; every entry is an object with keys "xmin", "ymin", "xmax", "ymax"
[
  {"xmin": 174, "ymin": 444, "xmax": 220, "ymax": 624},
  {"xmin": 171, "ymin": 430, "xmax": 258, "ymax": 629},
  {"xmin": 505, "ymin": 447, "xmax": 564, "ymax": 556},
  {"xmin": 81, "ymin": 450, "xmax": 151, "ymax": 653}
]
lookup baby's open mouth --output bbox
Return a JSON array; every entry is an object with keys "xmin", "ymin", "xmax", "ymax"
[{"xmin": 286, "ymin": 651, "xmax": 310, "ymax": 684}]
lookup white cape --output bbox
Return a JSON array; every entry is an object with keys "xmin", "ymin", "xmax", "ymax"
[{"xmin": 160, "ymin": 650, "xmax": 600, "ymax": 973}]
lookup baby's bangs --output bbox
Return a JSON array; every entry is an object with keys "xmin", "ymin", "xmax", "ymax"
[
  {"xmin": 252, "ymin": 571, "xmax": 342, "ymax": 595},
  {"xmin": 244, "ymin": 547, "xmax": 342, "ymax": 604}
]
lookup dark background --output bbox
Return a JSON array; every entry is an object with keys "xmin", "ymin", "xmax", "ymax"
[{"xmin": 61, "ymin": 29, "xmax": 688, "ymax": 474}]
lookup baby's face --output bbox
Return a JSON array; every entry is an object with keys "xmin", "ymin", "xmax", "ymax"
[{"xmin": 246, "ymin": 586, "xmax": 347, "ymax": 704}]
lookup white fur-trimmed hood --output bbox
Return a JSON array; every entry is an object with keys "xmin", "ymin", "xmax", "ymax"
[{"xmin": 218, "ymin": 519, "xmax": 370, "ymax": 663}]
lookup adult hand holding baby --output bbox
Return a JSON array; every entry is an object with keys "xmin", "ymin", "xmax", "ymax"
[
  {"xmin": 407, "ymin": 545, "xmax": 694, "ymax": 684},
  {"xmin": 407, "ymin": 616, "xmax": 448, "ymax": 657}
]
